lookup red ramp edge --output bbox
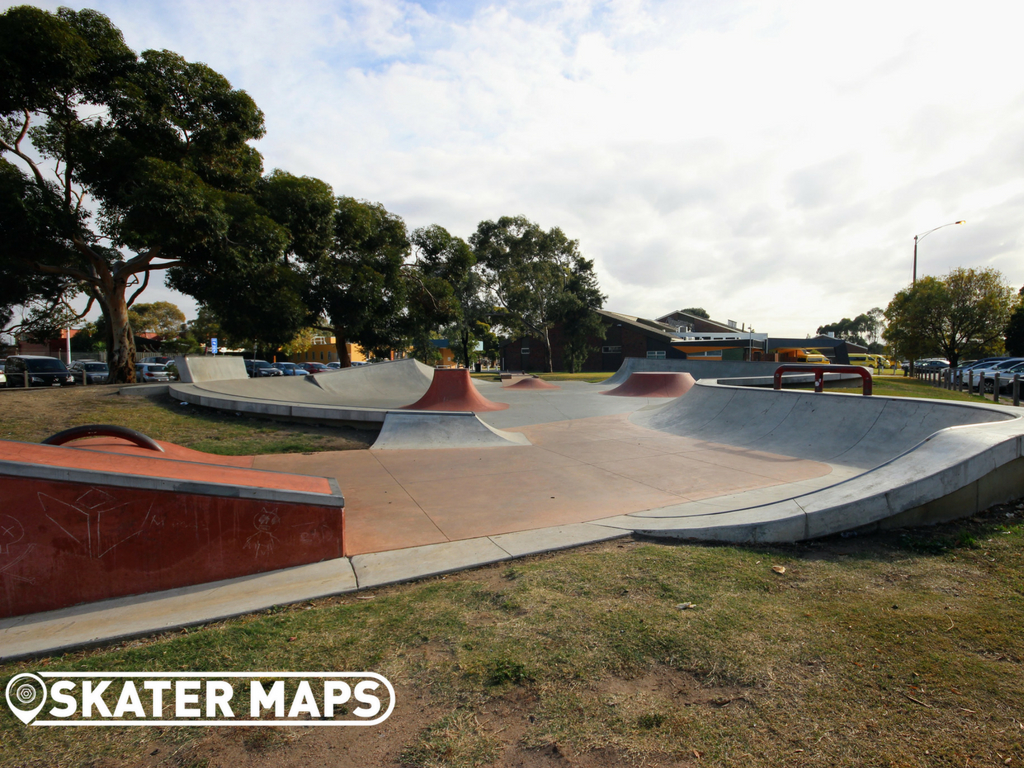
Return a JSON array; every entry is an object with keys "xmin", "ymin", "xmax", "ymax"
[
  {"xmin": 402, "ymin": 368, "xmax": 509, "ymax": 412},
  {"xmin": 601, "ymin": 371, "xmax": 696, "ymax": 398},
  {"xmin": 503, "ymin": 377, "xmax": 561, "ymax": 390}
]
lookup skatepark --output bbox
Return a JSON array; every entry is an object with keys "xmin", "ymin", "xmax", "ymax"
[{"xmin": 2, "ymin": 355, "xmax": 1023, "ymax": 660}]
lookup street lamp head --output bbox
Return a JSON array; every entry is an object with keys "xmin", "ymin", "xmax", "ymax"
[{"xmin": 955, "ymin": 220, "xmax": 965, "ymax": 224}]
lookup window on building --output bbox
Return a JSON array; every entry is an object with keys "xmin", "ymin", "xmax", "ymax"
[
  {"xmin": 602, "ymin": 346, "xmax": 622, "ymax": 354},
  {"xmin": 646, "ymin": 350, "xmax": 666, "ymax": 359},
  {"xmin": 521, "ymin": 348, "xmax": 530, "ymax": 355}
]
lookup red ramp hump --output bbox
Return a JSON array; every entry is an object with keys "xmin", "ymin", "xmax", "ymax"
[
  {"xmin": 503, "ymin": 377, "xmax": 560, "ymax": 390},
  {"xmin": 402, "ymin": 368, "xmax": 509, "ymax": 412},
  {"xmin": 601, "ymin": 371, "xmax": 696, "ymax": 398}
]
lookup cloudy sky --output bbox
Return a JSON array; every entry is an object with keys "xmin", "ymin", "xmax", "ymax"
[{"xmin": 10, "ymin": 0, "xmax": 1024, "ymax": 336}]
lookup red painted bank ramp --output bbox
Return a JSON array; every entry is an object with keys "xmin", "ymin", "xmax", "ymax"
[
  {"xmin": 602, "ymin": 371, "xmax": 696, "ymax": 398},
  {"xmin": 0, "ymin": 436, "xmax": 344, "ymax": 619},
  {"xmin": 503, "ymin": 377, "xmax": 561, "ymax": 390},
  {"xmin": 402, "ymin": 368, "xmax": 510, "ymax": 412}
]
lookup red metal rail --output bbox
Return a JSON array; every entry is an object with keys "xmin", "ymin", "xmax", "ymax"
[{"xmin": 772, "ymin": 365, "xmax": 872, "ymax": 395}]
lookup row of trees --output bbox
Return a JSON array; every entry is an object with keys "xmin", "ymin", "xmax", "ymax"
[
  {"xmin": 0, "ymin": 7, "xmax": 604, "ymax": 382},
  {"xmin": 822, "ymin": 268, "xmax": 1021, "ymax": 369},
  {"xmin": 883, "ymin": 268, "xmax": 1018, "ymax": 368},
  {"xmin": 816, "ymin": 309, "xmax": 885, "ymax": 352}
]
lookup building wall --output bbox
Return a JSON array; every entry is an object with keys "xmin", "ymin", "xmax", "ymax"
[
  {"xmin": 500, "ymin": 316, "xmax": 684, "ymax": 372},
  {"xmin": 287, "ymin": 338, "xmax": 368, "ymax": 364}
]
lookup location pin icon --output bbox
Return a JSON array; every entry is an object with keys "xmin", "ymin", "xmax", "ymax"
[{"xmin": 5, "ymin": 673, "xmax": 47, "ymax": 724}]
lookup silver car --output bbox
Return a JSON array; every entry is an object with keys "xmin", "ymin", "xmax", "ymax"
[{"xmin": 135, "ymin": 363, "xmax": 174, "ymax": 383}]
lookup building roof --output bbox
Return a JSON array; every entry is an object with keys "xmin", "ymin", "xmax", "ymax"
[
  {"xmin": 656, "ymin": 310, "xmax": 739, "ymax": 334},
  {"xmin": 596, "ymin": 310, "xmax": 680, "ymax": 341}
]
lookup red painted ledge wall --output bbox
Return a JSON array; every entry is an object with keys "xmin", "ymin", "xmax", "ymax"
[{"xmin": 0, "ymin": 470, "xmax": 344, "ymax": 619}]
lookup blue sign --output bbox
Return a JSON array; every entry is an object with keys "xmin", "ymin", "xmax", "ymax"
[{"xmin": 211, "ymin": 337, "xmax": 218, "ymax": 355}]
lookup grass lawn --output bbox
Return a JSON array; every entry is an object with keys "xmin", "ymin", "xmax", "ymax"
[
  {"xmin": 0, "ymin": 386, "xmax": 373, "ymax": 454},
  {"xmin": 1, "ymin": 507, "xmax": 1022, "ymax": 767}
]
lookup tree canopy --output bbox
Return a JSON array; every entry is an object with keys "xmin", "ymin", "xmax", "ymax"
[
  {"xmin": 884, "ymin": 267, "xmax": 1013, "ymax": 368},
  {"xmin": 816, "ymin": 309, "xmax": 884, "ymax": 348},
  {"xmin": 471, "ymin": 215, "xmax": 604, "ymax": 372},
  {"xmin": 299, "ymin": 196, "xmax": 410, "ymax": 366},
  {"xmin": 0, "ymin": 6, "xmax": 307, "ymax": 380},
  {"xmin": 1004, "ymin": 287, "xmax": 1024, "ymax": 357}
]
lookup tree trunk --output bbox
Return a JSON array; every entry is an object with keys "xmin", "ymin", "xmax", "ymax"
[
  {"xmin": 543, "ymin": 326, "xmax": 553, "ymax": 373},
  {"xmin": 101, "ymin": 287, "xmax": 137, "ymax": 384},
  {"xmin": 333, "ymin": 326, "xmax": 351, "ymax": 367},
  {"xmin": 461, "ymin": 328, "xmax": 471, "ymax": 368}
]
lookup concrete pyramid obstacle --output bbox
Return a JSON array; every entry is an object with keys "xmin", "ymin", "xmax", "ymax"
[
  {"xmin": 601, "ymin": 371, "xmax": 696, "ymax": 398},
  {"xmin": 401, "ymin": 368, "xmax": 510, "ymax": 412},
  {"xmin": 503, "ymin": 377, "xmax": 560, "ymax": 390}
]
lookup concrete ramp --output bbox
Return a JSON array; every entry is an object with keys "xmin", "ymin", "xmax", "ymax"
[
  {"xmin": 503, "ymin": 377, "xmax": 561, "ymax": 390},
  {"xmin": 371, "ymin": 412, "xmax": 531, "ymax": 450},
  {"xmin": 602, "ymin": 372, "xmax": 695, "ymax": 398},
  {"xmin": 185, "ymin": 358, "xmax": 435, "ymax": 409},
  {"xmin": 601, "ymin": 357, "xmax": 787, "ymax": 386},
  {"xmin": 312, "ymin": 359, "xmax": 435, "ymax": 405},
  {"xmin": 402, "ymin": 368, "xmax": 509, "ymax": 412},
  {"xmin": 174, "ymin": 355, "xmax": 247, "ymax": 383},
  {"xmin": 632, "ymin": 381, "xmax": 1012, "ymax": 469}
]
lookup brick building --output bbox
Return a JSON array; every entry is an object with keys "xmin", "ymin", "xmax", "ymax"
[{"xmin": 500, "ymin": 310, "xmax": 686, "ymax": 372}]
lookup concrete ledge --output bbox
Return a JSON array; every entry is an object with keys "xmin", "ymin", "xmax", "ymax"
[
  {"xmin": 119, "ymin": 383, "xmax": 170, "ymax": 396},
  {"xmin": 0, "ymin": 557, "xmax": 357, "ymax": 662},
  {"xmin": 351, "ymin": 539, "xmax": 513, "ymax": 588},
  {"xmin": 489, "ymin": 523, "xmax": 628, "ymax": 557},
  {"xmin": 170, "ymin": 382, "xmax": 390, "ymax": 426}
]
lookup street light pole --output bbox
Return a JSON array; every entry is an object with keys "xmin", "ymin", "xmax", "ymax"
[
  {"xmin": 913, "ymin": 220, "xmax": 965, "ymax": 285},
  {"xmin": 909, "ymin": 219, "xmax": 965, "ymax": 377}
]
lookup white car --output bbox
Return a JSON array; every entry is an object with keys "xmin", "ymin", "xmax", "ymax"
[
  {"xmin": 966, "ymin": 358, "xmax": 1024, "ymax": 387},
  {"xmin": 977, "ymin": 358, "xmax": 1024, "ymax": 392}
]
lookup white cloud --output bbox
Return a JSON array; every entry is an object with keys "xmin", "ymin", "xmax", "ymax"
[{"xmin": 8, "ymin": 0, "xmax": 1024, "ymax": 335}]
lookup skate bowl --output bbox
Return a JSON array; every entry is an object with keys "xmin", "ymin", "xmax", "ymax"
[
  {"xmin": 631, "ymin": 380, "xmax": 1012, "ymax": 469},
  {"xmin": 602, "ymin": 371, "xmax": 696, "ymax": 398},
  {"xmin": 503, "ymin": 377, "xmax": 561, "ymax": 390},
  {"xmin": 0, "ymin": 431, "xmax": 344, "ymax": 619},
  {"xmin": 402, "ymin": 368, "xmax": 509, "ymax": 412},
  {"xmin": 595, "ymin": 379, "xmax": 1024, "ymax": 544}
]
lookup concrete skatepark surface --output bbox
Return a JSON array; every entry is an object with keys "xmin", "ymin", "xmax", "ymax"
[{"xmin": 4, "ymin": 356, "xmax": 1024, "ymax": 659}]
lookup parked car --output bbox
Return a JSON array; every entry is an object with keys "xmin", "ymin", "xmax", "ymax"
[
  {"xmin": 140, "ymin": 356, "xmax": 173, "ymax": 365},
  {"xmin": 68, "ymin": 360, "xmax": 110, "ymax": 384},
  {"xmin": 991, "ymin": 361, "xmax": 1024, "ymax": 392},
  {"xmin": 135, "ymin": 362, "xmax": 174, "ymax": 383},
  {"xmin": 244, "ymin": 359, "xmax": 283, "ymax": 378},
  {"xmin": 272, "ymin": 362, "xmax": 302, "ymax": 376},
  {"xmin": 0, "ymin": 361, "xmax": 5, "ymax": 385},
  {"xmin": 303, "ymin": 362, "xmax": 331, "ymax": 373},
  {"xmin": 4, "ymin": 355, "xmax": 76, "ymax": 387},
  {"xmin": 976, "ymin": 358, "xmax": 1024, "ymax": 392},
  {"xmin": 917, "ymin": 358, "xmax": 950, "ymax": 372}
]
